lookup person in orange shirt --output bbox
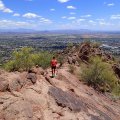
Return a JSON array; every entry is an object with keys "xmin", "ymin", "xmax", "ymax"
[{"xmin": 51, "ymin": 56, "xmax": 57, "ymax": 78}]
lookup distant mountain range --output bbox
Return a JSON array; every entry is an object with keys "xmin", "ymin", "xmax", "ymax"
[
  {"xmin": 0, "ymin": 29, "xmax": 120, "ymax": 34},
  {"xmin": 0, "ymin": 28, "xmax": 37, "ymax": 33}
]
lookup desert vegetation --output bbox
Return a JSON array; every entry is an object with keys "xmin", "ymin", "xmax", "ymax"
[
  {"xmin": 4, "ymin": 47, "xmax": 54, "ymax": 71},
  {"xmin": 2, "ymin": 41, "xmax": 120, "ymax": 98},
  {"xmin": 69, "ymin": 65, "xmax": 75, "ymax": 74},
  {"xmin": 81, "ymin": 57, "xmax": 120, "ymax": 96}
]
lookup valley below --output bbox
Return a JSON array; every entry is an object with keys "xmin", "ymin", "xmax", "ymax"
[{"xmin": 0, "ymin": 32, "xmax": 120, "ymax": 63}]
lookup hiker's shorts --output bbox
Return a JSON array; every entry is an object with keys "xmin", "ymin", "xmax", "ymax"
[{"xmin": 51, "ymin": 66, "xmax": 56, "ymax": 69}]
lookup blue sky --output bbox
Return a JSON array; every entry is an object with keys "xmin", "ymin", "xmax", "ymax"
[{"xmin": 0, "ymin": 0, "xmax": 120, "ymax": 30}]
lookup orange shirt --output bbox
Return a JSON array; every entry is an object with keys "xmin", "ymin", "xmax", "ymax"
[{"xmin": 51, "ymin": 59, "xmax": 57, "ymax": 67}]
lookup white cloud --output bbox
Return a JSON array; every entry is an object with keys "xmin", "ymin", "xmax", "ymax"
[
  {"xmin": 89, "ymin": 20, "xmax": 95, "ymax": 23},
  {"xmin": 61, "ymin": 16, "xmax": 67, "ymax": 19},
  {"xmin": 96, "ymin": 18, "xmax": 105, "ymax": 21},
  {"xmin": 0, "ymin": 0, "xmax": 13, "ymax": 13},
  {"xmin": 107, "ymin": 3, "xmax": 115, "ymax": 6},
  {"xmin": 68, "ymin": 17, "xmax": 76, "ymax": 20},
  {"xmin": 23, "ymin": 13, "xmax": 53, "ymax": 23},
  {"xmin": 81, "ymin": 14, "xmax": 92, "ymax": 18},
  {"xmin": 111, "ymin": 14, "xmax": 120, "ymax": 19},
  {"xmin": 23, "ymin": 13, "xmax": 40, "ymax": 18},
  {"xmin": 99, "ymin": 21, "xmax": 106, "ymax": 25},
  {"xmin": 99, "ymin": 21, "xmax": 114, "ymax": 26},
  {"xmin": 72, "ymin": 18, "xmax": 85, "ymax": 24},
  {"xmin": 13, "ymin": 13, "xmax": 20, "ymax": 17},
  {"xmin": 39, "ymin": 18, "xmax": 52, "ymax": 24},
  {"xmin": 104, "ymin": 2, "xmax": 115, "ymax": 7},
  {"xmin": 67, "ymin": 6, "xmax": 76, "ymax": 9},
  {"xmin": 50, "ymin": 8, "xmax": 55, "ymax": 11},
  {"xmin": 61, "ymin": 16, "xmax": 76, "ymax": 20},
  {"xmin": 0, "ymin": 18, "xmax": 53, "ymax": 29},
  {"xmin": 3, "ymin": 8, "xmax": 13, "ymax": 13},
  {"xmin": 70, "ymin": 12, "xmax": 76, "ymax": 15},
  {"xmin": 0, "ymin": 20, "xmax": 35, "ymax": 29},
  {"xmin": 0, "ymin": 1, "xmax": 5, "ymax": 10},
  {"xmin": 58, "ymin": 0, "xmax": 69, "ymax": 3},
  {"xmin": 89, "ymin": 20, "xmax": 96, "ymax": 25},
  {"xmin": 77, "ymin": 19, "xmax": 85, "ymax": 22}
]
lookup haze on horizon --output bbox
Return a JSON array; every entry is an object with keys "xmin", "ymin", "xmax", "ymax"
[{"xmin": 0, "ymin": 0, "xmax": 120, "ymax": 31}]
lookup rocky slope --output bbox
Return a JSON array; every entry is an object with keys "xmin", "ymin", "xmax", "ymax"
[
  {"xmin": 59, "ymin": 42, "xmax": 120, "ymax": 79},
  {"xmin": 0, "ymin": 64, "xmax": 120, "ymax": 120},
  {"xmin": 0, "ymin": 42, "xmax": 120, "ymax": 120}
]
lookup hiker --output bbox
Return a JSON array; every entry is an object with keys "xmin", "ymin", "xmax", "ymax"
[{"xmin": 51, "ymin": 56, "xmax": 57, "ymax": 77}]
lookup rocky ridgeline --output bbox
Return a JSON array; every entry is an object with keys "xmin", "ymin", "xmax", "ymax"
[
  {"xmin": 60, "ymin": 42, "xmax": 120, "ymax": 79},
  {"xmin": 0, "ymin": 65, "xmax": 120, "ymax": 120},
  {"xmin": 0, "ymin": 42, "xmax": 120, "ymax": 120},
  {"xmin": 61, "ymin": 42, "xmax": 113, "ymax": 64}
]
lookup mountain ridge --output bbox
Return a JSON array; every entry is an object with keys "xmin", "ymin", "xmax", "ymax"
[{"xmin": 0, "ymin": 42, "xmax": 120, "ymax": 120}]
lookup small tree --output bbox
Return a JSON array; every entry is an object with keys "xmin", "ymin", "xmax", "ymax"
[
  {"xmin": 4, "ymin": 47, "xmax": 35, "ymax": 71},
  {"xmin": 92, "ymin": 42, "xmax": 101, "ymax": 48},
  {"xmin": 81, "ymin": 57, "xmax": 118, "ymax": 93},
  {"xmin": 67, "ymin": 42, "xmax": 74, "ymax": 48},
  {"xmin": 33, "ymin": 51, "xmax": 54, "ymax": 69},
  {"xmin": 69, "ymin": 65, "xmax": 75, "ymax": 74},
  {"xmin": 4, "ymin": 48, "xmax": 54, "ymax": 71}
]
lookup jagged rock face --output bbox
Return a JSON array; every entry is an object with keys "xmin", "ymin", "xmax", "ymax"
[
  {"xmin": 0, "ymin": 77, "xmax": 9, "ymax": 92},
  {"xmin": 62, "ymin": 43, "xmax": 114, "ymax": 65},
  {"xmin": 0, "ymin": 66, "xmax": 120, "ymax": 120},
  {"xmin": 27, "ymin": 73, "xmax": 37, "ymax": 84},
  {"xmin": 3, "ymin": 99, "xmax": 33, "ymax": 120},
  {"xmin": 112, "ymin": 64, "xmax": 120, "ymax": 78},
  {"xmin": 60, "ymin": 42, "xmax": 120, "ymax": 79},
  {"xmin": 9, "ymin": 77, "xmax": 25, "ymax": 91},
  {"xmin": 0, "ymin": 70, "xmax": 38, "ymax": 92},
  {"xmin": 48, "ymin": 87, "xmax": 87, "ymax": 112}
]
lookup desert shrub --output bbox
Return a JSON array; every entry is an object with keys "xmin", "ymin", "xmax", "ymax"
[
  {"xmin": 4, "ymin": 47, "xmax": 35, "ymax": 71},
  {"xmin": 69, "ymin": 65, "xmax": 75, "ymax": 74},
  {"xmin": 33, "ymin": 51, "xmax": 54, "ymax": 69},
  {"xmin": 112, "ymin": 84, "xmax": 120, "ymax": 98},
  {"xmin": 81, "ymin": 57, "xmax": 118, "ymax": 93},
  {"xmin": 57, "ymin": 55, "xmax": 64, "ymax": 67},
  {"xmin": 83, "ymin": 39, "xmax": 91, "ymax": 45},
  {"xmin": 4, "ymin": 60, "xmax": 16, "ymax": 71},
  {"xmin": 4, "ymin": 48, "xmax": 54, "ymax": 71},
  {"xmin": 67, "ymin": 42, "xmax": 74, "ymax": 48},
  {"xmin": 92, "ymin": 42, "xmax": 101, "ymax": 48}
]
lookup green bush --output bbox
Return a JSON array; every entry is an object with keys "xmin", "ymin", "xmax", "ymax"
[
  {"xmin": 4, "ymin": 47, "xmax": 35, "ymax": 71},
  {"xmin": 92, "ymin": 42, "xmax": 101, "ymax": 48},
  {"xmin": 4, "ymin": 47, "xmax": 54, "ymax": 71},
  {"xmin": 33, "ymin": 51, "xmax": 54, "ymax": 69},
  {"xmin": 112, "ymin": 84, "xmax": 120, "ymax": 97},
  {"xmin": 81, "ymin": 57, "xmax": 119, "ymax": 93},
  {"xmin": 83, "ymin": 39, "xmax": 91, "ymax": 45},
  {"xmin": 57, "ymin": 55, "xmax": 64, "ymax": 67},
  {"xmin": 69, "ymin": 65, "xmax": 75, "ymax": 74},
  {"xmin": 4, "ymin": 60, "xmax": 16, "ymax": 71},
  {"xmin": 67, "ymin": 42, "xmax": 74, "ymax": 48}
]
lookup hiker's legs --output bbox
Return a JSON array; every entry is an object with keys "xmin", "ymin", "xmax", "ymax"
[
  {"xmin": 51, "ymin": 68, "xmax": 54, "ymax": 76},
  {"xmin": 53, "ymin": 68, "xmax": 56, "ymax": 76},
  {"xmin": 51, "ymin": 66, "xmax": 56, "ymax": 77}
]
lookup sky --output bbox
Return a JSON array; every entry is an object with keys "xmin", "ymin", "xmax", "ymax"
[{"xmin": 0, "ymin": 0, "xmax": 120, "ymax": 31}]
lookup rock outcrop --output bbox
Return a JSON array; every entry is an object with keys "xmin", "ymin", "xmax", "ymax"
[
  {"xmin": 0, "ymin": 65, "xmax": 120, "ymax": 120},
  {"xmin": 112, "ymin": 64, "xmax": 120, "ymax": 79},
  {"xmin": 60, "ymin": 42, "xmax": 114, "ymax": 65},
  {"xmin": 48, "ymin": 86, "xmax": 87, "ymax": 112},
  {"xmin": 0, "ymin": 77, "xmax": 9, "ymax": 92}
]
